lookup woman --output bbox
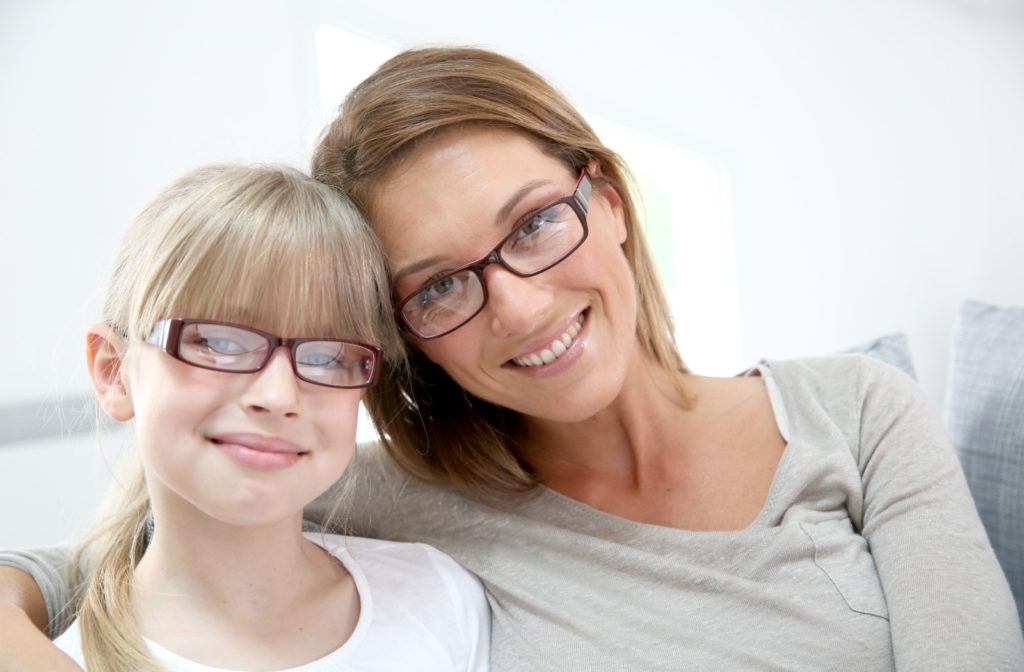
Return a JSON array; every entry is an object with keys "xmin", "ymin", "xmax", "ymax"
[{"xmin": 2, "ymin": 47, "xmax": 1022, "ymax": 671}]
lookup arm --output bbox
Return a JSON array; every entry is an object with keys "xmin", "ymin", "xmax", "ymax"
[
  {"xmin": 0, "ymin": 566, "xmax": 82, "ymax": 671},
  {"xmin": 855, "ymin": 359, "xmax": 1024, "ymax": 669}
]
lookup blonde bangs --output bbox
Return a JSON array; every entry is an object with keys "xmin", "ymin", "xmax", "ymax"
[{"xmin": 109, "ymin": 164, "xmax": 401, "ymax": 356}]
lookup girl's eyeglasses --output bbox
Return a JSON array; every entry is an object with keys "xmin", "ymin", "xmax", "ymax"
[{"xmin": 144, "ymin": 318, "xmax": 382, "ymax": 389}]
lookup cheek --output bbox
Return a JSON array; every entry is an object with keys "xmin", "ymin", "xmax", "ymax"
[
  {"xmin": 416, "ymin": 332, "xmax": 475, "ymax": 371},
  {"xmin": 315, "ymin": 392, "xmax": 363, "ymax": 442}
]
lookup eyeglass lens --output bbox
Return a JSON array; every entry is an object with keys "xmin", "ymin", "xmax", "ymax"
[
  {"xmin": 400, "ymin": 178, "xmax": 588, "ymax": 339},
  {"xmin": 175, "ymin": 322, "xmax": 378, "ymax": 388}
]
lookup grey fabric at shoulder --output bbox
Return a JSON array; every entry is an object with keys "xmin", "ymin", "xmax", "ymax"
[
  {"xmin": 842, "ymin": 332, "xmax": 917, "ymax": 379},
  {"xmin": 944, "ymin": 299, "xmax": 1024, "ymax": 627},
  {"xmin": 0, "ymin": 545, "xmax": 76, "ymax": 639}
]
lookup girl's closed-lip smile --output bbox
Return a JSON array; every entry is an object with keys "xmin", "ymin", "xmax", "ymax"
[{"xmin": 207, "ymin": 432, "xmax": 307, "ymax": 470}]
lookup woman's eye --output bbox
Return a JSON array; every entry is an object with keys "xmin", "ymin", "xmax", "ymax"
[
  {"xmin": 515, "ymin": 214, "xmax": 547, "ymax": 240},
  {"xmin": 418, "ymin": 275, "xmax": 460, "ymax": 305}
]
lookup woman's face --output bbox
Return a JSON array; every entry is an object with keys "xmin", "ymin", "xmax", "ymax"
[{"xmin": 369, "ymin": 128, "xmax": 640, "ymax": 423}]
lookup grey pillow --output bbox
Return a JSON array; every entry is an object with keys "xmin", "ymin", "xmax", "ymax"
[
  {"xmin": 944, "ymin": 299, "xmax": 1024, "ymax": 625},
  {"xmin": 844, "ymin": 332, "xmax": 917, "ymax": 379}
]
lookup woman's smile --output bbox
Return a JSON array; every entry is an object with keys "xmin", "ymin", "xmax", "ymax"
[{"xmin": 507, "ymin": 310, "xmax": 586, "ymax": 369}]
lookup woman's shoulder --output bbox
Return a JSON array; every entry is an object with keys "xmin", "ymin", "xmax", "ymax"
[
  {"xmin": 753, "ymin": 354, "xmax": 928, "ymax": 452},
  {"xmin": 757, "ymin": 353, "xmax": 917, "ymax": 406}
]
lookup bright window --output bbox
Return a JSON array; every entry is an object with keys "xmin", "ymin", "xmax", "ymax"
[{"xmin": 590, "ymin": 117, "xmax": 742, "ymax": 376}]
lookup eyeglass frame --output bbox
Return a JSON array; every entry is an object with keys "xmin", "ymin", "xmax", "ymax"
[
  {"xmin": 395, "ymin": 168, "xmax": 593, "ymax": 340},
  {"xmin": 144, "ymin": 318, "xmax": 384, "ymax": 389}
]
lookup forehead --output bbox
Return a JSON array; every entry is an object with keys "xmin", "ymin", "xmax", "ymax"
[{"xmin": 367, "ymin": 128, "xmax": 572, "ymax": 274}]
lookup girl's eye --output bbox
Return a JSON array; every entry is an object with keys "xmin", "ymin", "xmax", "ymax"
[
  {"xmin": 198, "ymin": 336, "xmax": 247, "ymax": 354},
  {"xmin": 298, "ymin": 351, "xmax": 349, "ymax": 369}
]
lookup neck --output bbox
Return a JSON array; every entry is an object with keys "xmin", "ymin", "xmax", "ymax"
[
  {"xmin": 133, "ymin": 496, "xmax": 342, "ymax": 635},
  {"xmin": 517, "ymin": 344, "xmax": 694, "ymax": 489}
]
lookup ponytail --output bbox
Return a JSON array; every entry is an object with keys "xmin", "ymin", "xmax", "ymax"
[{"xmin": 71, "ymin": 455, "xmax": 163, "ymax": 671}]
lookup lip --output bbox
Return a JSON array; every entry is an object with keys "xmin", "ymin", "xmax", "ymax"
[
  {"xmin": 507, "ymin": 310, "xmax": 586, "ymax": 362},
  {"xmin": 503, "ymin": 309, "xmax": 588, "ymax": 377},
  {"xmin": 207, "ymin": 432, "xmax": 307, "ymax": 471}
]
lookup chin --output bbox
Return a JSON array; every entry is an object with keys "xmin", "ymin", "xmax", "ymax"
[
  {"xmin": 208, "ymin": 507, "xmax": 304, "ymax": 529},
  {"xmin": 505, "ymin": 384, "xmax": 622, "ymax": 424}
]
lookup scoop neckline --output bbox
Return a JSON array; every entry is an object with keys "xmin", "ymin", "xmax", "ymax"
[{"xmin": 533, "ymin": 361, "xmax": 793, "ymax": 537}]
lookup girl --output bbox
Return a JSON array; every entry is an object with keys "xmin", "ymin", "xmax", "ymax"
[{"xmin": 51, "ymin": 163, "xmax": 489, "ymax": 671}]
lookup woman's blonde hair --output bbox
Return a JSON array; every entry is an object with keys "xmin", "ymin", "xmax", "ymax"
[
  {"xmin": 313, "ymin": 46, "xmax": 687, "ymax": 496},
  {"xmin": 71, "ymin": 163, "xmax": 403, "ymax": 672}
]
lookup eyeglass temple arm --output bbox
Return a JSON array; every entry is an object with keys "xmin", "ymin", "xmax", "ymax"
[
  {"xmin": 144, "ymin": 319, "xmax": 172, "ymax": 348},
  {"xmin": 575, "ymin": 172, "xmax": 592, "ymax": 213}
]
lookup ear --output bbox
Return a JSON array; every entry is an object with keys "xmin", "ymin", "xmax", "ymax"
[
  {"xmin": 86, "ymin": 323, "xmax": 134, "ymax": 422},
  {"xmin": 586, "ymin": 160, "xmax": 628, "ymax": 245}
]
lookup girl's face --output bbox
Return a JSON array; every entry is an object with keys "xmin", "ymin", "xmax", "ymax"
[
  {"xmin": 370, "ymin": 128, "xmax": 640, "ymax": 423},
  {"xmin": 116, "ymin": 324, "xmax": 362, "ymax": 529}
]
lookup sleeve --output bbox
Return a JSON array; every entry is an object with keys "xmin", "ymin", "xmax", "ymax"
[
  {"xmin": 423, "ymin": 545, "xmax": 492, "ymax": 672},
  {"xmin": 0, "ymin": 546, "xmax": 77, "ymax": 639},
  {"xmin": 853, "ymin": 357, "xmax": 1024, "ymax": 670}
]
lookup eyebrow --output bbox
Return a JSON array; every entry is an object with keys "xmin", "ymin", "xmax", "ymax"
[{"xmin": 392, "ymin": 178, "xmax": 555, "ymax": 284}]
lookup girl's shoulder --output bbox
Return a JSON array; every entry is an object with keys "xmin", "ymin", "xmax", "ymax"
[
  {"xmin": 307, "ymin": 532, "xmax": 488, "ymax": 617},
  {"xmin": 306, "ymin": 533, "xmax": 490, "ymax": 668},
  {"xmin": 313, "ymin": 533, "xmax": 480, "ymax": 584}
]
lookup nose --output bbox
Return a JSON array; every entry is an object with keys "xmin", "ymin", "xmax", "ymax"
[
  {"xmin": 482, "ymin": 265, "xmax": 553, "ymax": 338},
  {"xmin": 241, "ymin": 346, "xmax": 300, "ymax": 418}
]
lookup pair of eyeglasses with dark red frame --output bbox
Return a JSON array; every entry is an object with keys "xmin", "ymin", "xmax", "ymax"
[
  {"xmin": 396, "ymin": 169, "xmax": 592, "ymax": 340},
  {"xmin": 145, "ymin": 318, "xmax": 382, "ymax": 389}
]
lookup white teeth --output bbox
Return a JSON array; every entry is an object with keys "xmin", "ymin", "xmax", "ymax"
[{"xmin": 512, "ymin": 313, "xmax": 586, "ymax": 368}]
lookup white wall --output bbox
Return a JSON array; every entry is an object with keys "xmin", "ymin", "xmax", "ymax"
[{"xmin": 2, "ymin": 0, "xmax": 1023, "ymax": 548}]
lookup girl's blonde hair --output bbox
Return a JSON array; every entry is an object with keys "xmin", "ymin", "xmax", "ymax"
[
  {"xmin": 313, "ymin": 46, "xmax": 687, "ymax": 496},
  {"xmin": 71, "ymin": 163, "xmax": 403, "ymax": 672}
]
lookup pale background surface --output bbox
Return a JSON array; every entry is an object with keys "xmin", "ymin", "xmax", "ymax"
[{"xmin": 2, "ymin": 0, "xmax": 1023, "ymax": 549}]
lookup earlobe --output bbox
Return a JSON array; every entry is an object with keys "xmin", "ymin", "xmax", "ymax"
[{"xmin": 86, "ymin": 324, "xmax": 134, "ymax": 422}]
